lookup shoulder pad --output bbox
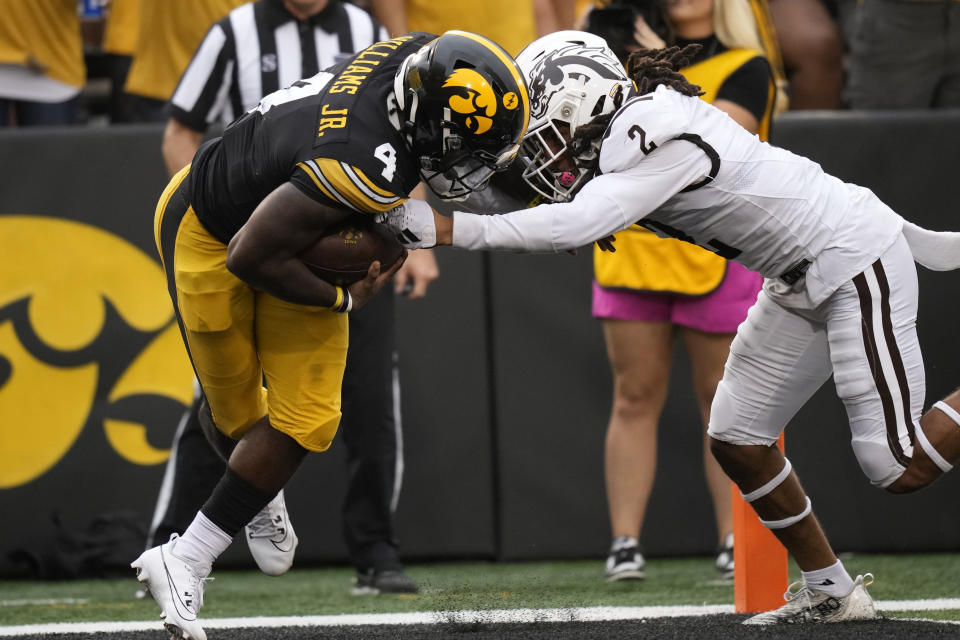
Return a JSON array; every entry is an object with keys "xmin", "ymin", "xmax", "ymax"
[{"xmin": 598, "ymin": 86, "xmax": 691, "ymax": 174}]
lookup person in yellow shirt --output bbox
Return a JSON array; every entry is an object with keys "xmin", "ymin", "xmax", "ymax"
[
  {"xmin": 370, "ymin": 0, "xmax": 575, "ymax": 55},
  {"xmin": 122, "ymin": 0, "xmax": 247, "ymax": 121},
  {"xmin": 585, "ymin": 0, "xmax": 782, "ymax": 582},
  {"xmin": 100, "ymin": 0, "xmax": 140, "ymax": 122},
  {"xmin": 0, "ymin": 0, "xmax": 85, "ymax": 126}
]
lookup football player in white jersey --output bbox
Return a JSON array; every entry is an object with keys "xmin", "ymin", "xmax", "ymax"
[{"xmin": 379, "ymin": 31, "xmax": 960, "ymax": 625}]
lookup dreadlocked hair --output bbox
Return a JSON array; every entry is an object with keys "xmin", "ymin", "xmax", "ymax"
[
  {"xmin": 626, "ymin": 45, "xmax": 704, "ymax": 98},
  {"xmin": 566, "ymin": 44, "xmax": 704, "ymax": 180}
]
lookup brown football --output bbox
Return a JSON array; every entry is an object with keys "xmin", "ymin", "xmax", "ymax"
[{"xmin": 298, "ymin": 215, "xmax": 404, "ymax": 285}]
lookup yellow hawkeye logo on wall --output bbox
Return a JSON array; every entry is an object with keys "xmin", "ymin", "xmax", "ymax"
[
  {"xmin": 443, "ymin": 68, "xmax": 518, "ymax": 135},
  {"xmin": 0, "ymin": 216, "xmax": 195, "ymax": 489}
]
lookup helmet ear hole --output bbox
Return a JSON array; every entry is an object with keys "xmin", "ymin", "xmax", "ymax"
[{"xmin": 590, "ymin": 95, "xmax": 606, "ymax": 117}]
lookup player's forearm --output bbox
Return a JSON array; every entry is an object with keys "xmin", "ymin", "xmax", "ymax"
[
  {"xmin": 450, "ymin": 196, "xmax": 630, "ymax": 253},
  {"xmin": 451, "ymin": 209, "xmax": 557, "ymax": 252},
  {"xmin": 226, "ymin": 247, "xmax": 340, "ymax": 308},
  {"xmin": 226, "ymin": 182, "xmax": 349, "ymax": 308}
]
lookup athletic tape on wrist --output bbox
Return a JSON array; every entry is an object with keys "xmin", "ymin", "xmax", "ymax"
[
  {"xmin": 740, "ymin": 458, "xmax": 792, "ymax": 503},
  {"xmin": 760, "ymin": 495, "xmax": 812, "ymax": 530},
  {"xmin": 330, "ymin": 286, "xmax": 352, "ymax": 313},
  {"xmin": 914, "ymin": 407, "xmax": 953, "ymax": 473}
]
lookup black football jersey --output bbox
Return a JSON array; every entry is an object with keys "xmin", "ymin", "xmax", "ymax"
[{"xmin": 188, "ymin": 32, "xmax": 434, "ymax": 245}]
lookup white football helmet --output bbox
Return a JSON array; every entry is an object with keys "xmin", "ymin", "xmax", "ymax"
[{"xmin": 515, "ymin": 31, "xmax": 633, "ymax": 202}]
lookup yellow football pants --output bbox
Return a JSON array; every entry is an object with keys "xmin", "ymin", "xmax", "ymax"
[{"xmin": 153, "ymin": 166, "xmax": 348, "ymax": 451}]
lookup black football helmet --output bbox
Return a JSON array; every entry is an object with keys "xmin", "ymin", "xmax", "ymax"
[{"xmin": 394, "ymin": 30, "xmax": 530, "ymax": 200}]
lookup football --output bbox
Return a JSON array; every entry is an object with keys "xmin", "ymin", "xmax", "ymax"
[{"xmin": 298, "ymin": 215, "xmax": 404, "ymax": 286}]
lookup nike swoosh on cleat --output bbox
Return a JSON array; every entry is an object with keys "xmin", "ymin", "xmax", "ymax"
[{"xmin": 161, "ymin": 548, "xmax": 198, "ymax": 622}]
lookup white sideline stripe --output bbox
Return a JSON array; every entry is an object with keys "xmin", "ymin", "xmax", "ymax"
[
  {"xmin": 1, "ymin": 600, "xmax": 959, "ymax": 636},
  {"xmin": 0, "ymin": 599, "xmax": 88, "ymax": 607},
  {"xmin": 879, "ymin": 598, "xmax": 960, "ymax": 611}
]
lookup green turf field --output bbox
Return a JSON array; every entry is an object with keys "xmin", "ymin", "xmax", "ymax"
[{"xmin": 0, "ymin": 553, "xmax": 957, "ymax": 627}]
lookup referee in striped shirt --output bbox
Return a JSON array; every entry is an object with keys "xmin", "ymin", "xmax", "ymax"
[{"xmin": 153, "ymin": 0, "xmax": 434, "ymax": 595}]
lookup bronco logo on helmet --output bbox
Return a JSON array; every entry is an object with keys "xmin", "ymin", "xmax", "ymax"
[{"xmin": 526, "ymin": 43, "xmax": 626, "ymax": 121}]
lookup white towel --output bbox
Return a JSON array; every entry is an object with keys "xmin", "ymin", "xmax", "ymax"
[{"xmin": 902, "ymin": 219, "xmax": 960, "ymax": 271}]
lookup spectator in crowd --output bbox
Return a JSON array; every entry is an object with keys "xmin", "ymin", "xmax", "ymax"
[
  {"xmin": 100, "ymin": 0, "xmax": 139, "ymax": 123},
  {"xmin": 582, "ymin": 0, "xmax": 778, "ymax": 582},
  {"xmin": 370, "ymin": 0, "xmax": 576, "ymax": 54},
  {"xmin": 0, "ymin": 0, "xmax": 85, "ymax": 127},
  {"xmin": 149, "ymin": 0, "xmax": 433, "ymax": 594},
  {"xmin": 845, "ymin": 0, "xmax": 960, "ymax": 109},
  {"xmin": 123, "ymin": 0, "xmax": 248, "ymax": 122},
  {"xmin": 768, "ymin": 0, "xmax": 843, "ymax": 109}
]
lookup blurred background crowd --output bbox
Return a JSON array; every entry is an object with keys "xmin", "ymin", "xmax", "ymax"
[{"xmin": 1, "ymin": 0, "xmax": 958, "ymax": 129}]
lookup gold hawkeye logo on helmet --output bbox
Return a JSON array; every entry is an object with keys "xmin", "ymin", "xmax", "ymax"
[{"xmin": 443, "ymin": 68, "xmax": 518, "ymax": 136}]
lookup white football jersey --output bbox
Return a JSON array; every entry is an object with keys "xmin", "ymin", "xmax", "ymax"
[{"xmin": 453, "ymin": 85, "xmax": 903, "ymax": 305}]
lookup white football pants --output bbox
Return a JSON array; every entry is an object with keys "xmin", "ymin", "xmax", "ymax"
[{"xmin": 708, "ymin": 234, "xmax": 923, "ymax": 488}]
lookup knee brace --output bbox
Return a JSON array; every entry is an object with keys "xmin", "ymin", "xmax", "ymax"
[
  {"xmin": 915, "ymin": 401, "xmax": 960, "ymax": 473},
  {"xmin": 739, "ymin": 457, "xmax": 813, "ymax": 530}
]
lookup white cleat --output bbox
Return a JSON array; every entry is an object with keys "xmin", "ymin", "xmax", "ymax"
[
  {"xmin": 246, "ymin": 489, "xmax": 298, "ymax": 576},
  {"xmin": 131, "ymin": 535, "xmax": 211, "ymax": 640},
  {"xmin": 743, "ymin": 573, "xmax": 877, "ymax": 625}
]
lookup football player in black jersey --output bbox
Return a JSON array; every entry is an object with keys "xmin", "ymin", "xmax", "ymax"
[{"xmin": 133, "ymin": 31, "xmax": 529, "ymax": 640}]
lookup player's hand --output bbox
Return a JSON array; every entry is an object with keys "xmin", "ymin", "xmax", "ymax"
[
  {"xmin": 596, "ymin": 235, "xmax": 617, "ymax": 252},
  {"xmin": 376, "ymin": 199, "xmax": 437, "ymax": 249},
  {"xmin": 394, "ymin": 249, "xmax": 439, "ymax": 298},
  {"xmin": 348, "ymin": 250, "xmax": 408, "ymax": 311}
]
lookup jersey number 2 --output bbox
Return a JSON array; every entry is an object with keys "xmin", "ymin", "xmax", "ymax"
[
  {"xmin": 628, "ymin": 125, "xmax": 658, "ymax": 155},
  {"xmin": 374, "ymin": 143, "xmax": 397, "ymax": 181}
]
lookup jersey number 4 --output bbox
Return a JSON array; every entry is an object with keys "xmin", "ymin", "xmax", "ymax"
[{"xmin": 374, "ymin": 143, "xmax": 397, "ymax": 181}]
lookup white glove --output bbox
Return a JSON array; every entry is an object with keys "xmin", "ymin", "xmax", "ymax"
[{"xmin": 376, "ymin": 199, "xmax": 437, "ymax": 249}]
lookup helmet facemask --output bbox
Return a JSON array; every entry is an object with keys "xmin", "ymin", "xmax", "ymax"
[
  {"xmin": 520, "ymin": 92, "xmax": 608, "ymax": 203},
  {"xmin": 420, "ymin": 108, "xmax": 521, "ymax": 200}
]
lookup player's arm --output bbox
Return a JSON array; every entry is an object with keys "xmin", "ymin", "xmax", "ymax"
[
  {"xmin": 369, "ymin": 0, "xmax": 407, "ymax": 38},
  {"xmin": 161, "ymin": 119, "xmax": 204, "ymax": 176},
  {"xmin": 533, "ymin": 0, "xmax": 577, "ymax": 36},
  {"xmin": 714, "ymin": 56, "xmax": 774, "ymax": 135},
  {"xmin": 226, "ymin": 182, "xmax": 405, "ymax": 309},
  {"xmin": 162, "ymin": 20, "xmax": 236, "ymax": 175},
  {"xmin": 392, "ymin": 183, "xmax": 439, "ymax": 298},
  {"xmin": 382, "ymin": 139, "xmax": 710, "ymax": 253}
]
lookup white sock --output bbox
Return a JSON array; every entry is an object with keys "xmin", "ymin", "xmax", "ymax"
[
  {"xmin": 802, "ymin": 559, "xmax": 855, "ymax": 598},
  {"xmin": 172, "ymin": 512, "xmax": 233, "ymax": 568}
]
